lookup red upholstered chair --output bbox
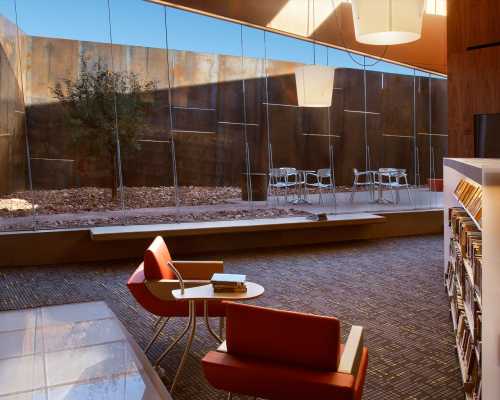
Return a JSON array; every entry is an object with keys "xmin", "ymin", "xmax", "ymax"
[
  {"xmin": 202, "ymin": 302, "xmax": 368, "ymax": 400},
  {"xmin": 128, "ymin": 236, "xmax": 225, "ymax": 365}
]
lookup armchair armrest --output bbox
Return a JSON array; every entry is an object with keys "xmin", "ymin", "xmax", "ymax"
[
  {"xmin": 145, "ymin": 279, "xmax": 211, "ymax": 301},
  {"xmin": 338, "ymin": 325, "xmax": 364, "ymax": 376},
  {"xmin": 172, "ymin": 260, "xmax": 224, "ymax": 280}
]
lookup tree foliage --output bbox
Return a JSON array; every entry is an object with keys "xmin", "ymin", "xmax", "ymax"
[{"xmin": 52, "ymin": 56, "xmax": 157, "ymax": 198}]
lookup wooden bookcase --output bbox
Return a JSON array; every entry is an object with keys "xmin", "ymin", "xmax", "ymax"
[{"xmin": 444, "ymin": 158, "xmax": 500, "ymax": 400}]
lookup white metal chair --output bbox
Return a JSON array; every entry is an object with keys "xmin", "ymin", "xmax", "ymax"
[
  {"xmin": 268, "ymin": 167, "xmax": 298, "ymax": 203},
  {"xmin": 350, "ymin": 168, "xmax": 375, "ymax": 203},
  {"xmin": 375, "ymin": 168, "xmax": 413, "ymax": 205},
  {"xmin": 306, "ymin": 168, "xmax": 336, "ymax": 205},
  {"xmin": 281, "ymin": 167, "xmax": 300, "ymax": 202}
]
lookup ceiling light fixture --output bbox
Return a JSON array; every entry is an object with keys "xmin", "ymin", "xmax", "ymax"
[
  {"xmin": 295, "ymin": 0, "xmax": 335, "ymax": 108},
  {"xmin": 351, "ymin": 0, "xmax": 426, "ymax": 45}
]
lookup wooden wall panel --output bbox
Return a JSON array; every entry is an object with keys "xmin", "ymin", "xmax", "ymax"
[{"xmin": 448, "ymin": 0, "xmax": 500, "ymax": 157}]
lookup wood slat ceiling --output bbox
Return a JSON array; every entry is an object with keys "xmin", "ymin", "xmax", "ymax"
[{"xmin": 148, "ymin": 0, "xmax": 447, "ymax": 75}]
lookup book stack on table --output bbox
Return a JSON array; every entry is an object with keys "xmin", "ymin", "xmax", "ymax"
[{"xmin": 211, "ymin": 273, "xmax": 247, "ymax": 293}]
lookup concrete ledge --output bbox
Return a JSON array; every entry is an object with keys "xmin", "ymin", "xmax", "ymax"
[
  {"xmin": 90, "ymin": 213, "xmax": 386, "ymax": 241},
  {"xmin": 0, "ymin": 209, "xmax": 443, "ymax": 267}
]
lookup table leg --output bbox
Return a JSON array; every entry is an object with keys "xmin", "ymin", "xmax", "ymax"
[
  {"xmin": 170, "ymin": 301, "xmax": 197, "ymax": 393},
  {"xmin": 204, "ymin": 300, "xmax": 223, "ymax": 343}
]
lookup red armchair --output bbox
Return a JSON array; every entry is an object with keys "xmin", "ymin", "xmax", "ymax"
[
  {"xmin": 127, "ymin": 236, "xmax": 225, "ymax": 365},
  {"xmin": 202, "ymin": 302, "xmax": 368, "ymax": 400}
]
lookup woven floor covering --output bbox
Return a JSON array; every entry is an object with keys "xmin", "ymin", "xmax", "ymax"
[{"xmin": 0, "ymin": 234, "xmax": 462, "ymax": 399}]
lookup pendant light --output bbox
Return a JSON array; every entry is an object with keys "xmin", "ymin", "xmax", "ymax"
[
  {"xmin": 351, "ymin": 0, "xmax": 426, "ymax": 46},
  {"xmin": 295, "ymin": 0, "xmax": 335, "ymax": 108}
]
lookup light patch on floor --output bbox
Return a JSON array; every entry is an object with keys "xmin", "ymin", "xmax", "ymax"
[{"xmin": 0, "ymin": 198, "xmax": 37, "ymax": 212}]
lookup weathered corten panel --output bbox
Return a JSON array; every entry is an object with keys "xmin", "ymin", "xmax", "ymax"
[
  {"xmin": 0, "ymin": 16, "xmax": 28, "ymax": 195},
  {"xmin": 15, "ymin": 35, "xmax": 447, "ymax": 191}
]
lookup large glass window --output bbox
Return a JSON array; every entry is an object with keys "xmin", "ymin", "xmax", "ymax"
[{"xmin": 0, "ymin": 1, "xmax": 447, "ymax": 232}]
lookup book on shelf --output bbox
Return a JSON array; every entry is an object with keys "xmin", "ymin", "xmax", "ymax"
[
  {"xmin": 448, "ymin": 201, "xmax": 482, "ymax": 400},
  {"xmin": 453, "ymin": 179, "xmax": 483, "ymax": 227}
]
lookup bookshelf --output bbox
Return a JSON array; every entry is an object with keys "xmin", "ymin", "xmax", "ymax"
[{"xmin": 444, "ymin": 158, "xmax": 500, "ymax": 400}]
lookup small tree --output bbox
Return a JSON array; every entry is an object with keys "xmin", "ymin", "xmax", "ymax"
[{"xmin": 52, "ymin": 56, "xmax": 157, "ymax": 200}]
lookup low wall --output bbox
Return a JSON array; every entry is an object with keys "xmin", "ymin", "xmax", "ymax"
[{"xmin": 0, "ymin": 209, "xmax": 443, "ymax": 267}]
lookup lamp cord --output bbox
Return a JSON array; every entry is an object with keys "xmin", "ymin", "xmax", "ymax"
[{"xmin": 330, "ymin": 0, "xmax": 388, "ymax": 68}]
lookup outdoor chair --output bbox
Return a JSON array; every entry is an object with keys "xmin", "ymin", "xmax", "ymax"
[
  {"xmin": 268, "ymin": 167, "xmax": 299, "ymax": 203},
  {"xmin": 202, "ymin": 302, "xmax": 368, "ymax": 400},
  {"xmin": 306, "ymin": 168, "xmax": 337, "ymax": 205},
  {"xmin": 268, "ymin": 168, "xmax": 288, "ymax": 203},
  {"xmin": 350, "ymin": 168, "xmax": 375, "ymax": 203},
  {"xmin": 127, "ymin": 236, "xmax": 225, "ymax": 367},
  {"xmin": 374, "ymin": 169, "xmax": 413, "ymax": 206}
]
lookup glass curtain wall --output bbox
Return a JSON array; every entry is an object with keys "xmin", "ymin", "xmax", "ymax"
[
  {"xmin": 0, "ymin": 0, "xmax": 33, "ymax": 231},
  {"xmin": 6, "ymin": 0, "xmax": 116, "ymax": 230},
  {"xmin": 0, "ymin": 1, "xmax": 447, "ymax": 233},
  {"xmin": 107, "ymin": 0, "xmax": 177, "ymax": 225}
]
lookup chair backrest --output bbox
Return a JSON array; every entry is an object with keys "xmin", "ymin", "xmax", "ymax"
[
  {"xmin": 269, "ymin": 168, "xmax": 283, "ymax": 178},
  {"xmin": 225, "ymin": 302, "xmax": 341, "ymax": 371},
  {"xmin": 317, "ymin": 168, "xmax": 332, "ymax": 178},
  {"xmin": 281, "ymin": 167, "xmax": 297, "ymax": 175},
  {"xmin": 144, "ymin": 236, "xmax": 175, "ymax": 280}
]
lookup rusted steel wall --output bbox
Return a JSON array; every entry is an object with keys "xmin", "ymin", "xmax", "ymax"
[
  {"xmin": 0, "ymin": 16, "xmax": 28, "ymax": 194},
  {"xmin": 23, "ymin": 36, "xmax": 447, "ymax": 190}
]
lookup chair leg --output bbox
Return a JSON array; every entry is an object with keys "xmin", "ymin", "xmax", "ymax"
[
  {"xmin": 390, "ymin": 186, "xmax": 396, "ymax": 204},
  {"xmin": 405, "ymin": 176, "xmax": 414, "ymax": 206},
  {"xmin": 145, "ymin": 317, "xmax": 170, "ymax": 353},
  {"xmin": 350, "ymin": 177, "xmax": 357, "ymax": 203},
  {"xmin": 204, "ymin": 301, "xmax": 223, "ymax": 343},
  {"xmin": 219, "ymin": 316, "xmax": 225, "ymax": 340},
  {"xmin": 153, "ymin": 316, "xmax": 164, "ymax": 329},
  {"xmin": 227, "ymin": 393, "xmax": 233, "ymax": 400},
  {"xmin": 170, "ymin": 302, "xmax": 197, "ymax": 393},
  {"xmin": 154, "ymin": 316, "xmax": 192, "ymax": 367}
]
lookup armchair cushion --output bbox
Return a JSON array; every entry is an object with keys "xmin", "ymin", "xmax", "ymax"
[
  {"xmin": 202, "ymin": 346, "xmax": 369, "ymax": 400},
  {"xmin": 144, "ymin": 236, "xmax": 174, "ymax": 280},
  {"xmin": 225, "ymin": 302, "xmax": 341, "ymax": 371}
]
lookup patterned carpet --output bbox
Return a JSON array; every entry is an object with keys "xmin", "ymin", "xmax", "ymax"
[{"xmin": 0, "ymin": 235, "xmax": 462, "ymax": 399}]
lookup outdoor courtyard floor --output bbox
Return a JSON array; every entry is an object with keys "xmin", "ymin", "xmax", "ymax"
[{"xmin": 0, "ymin": 186, "xmax": 442, "ymax": 231}]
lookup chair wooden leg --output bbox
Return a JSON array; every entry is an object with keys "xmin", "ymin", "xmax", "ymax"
[
  {"xmin": 145, "ymin": 317, "xmax": 169, "ymax": 353},
  {"xmin": 219, "ymin": 316, "xmax": 225, "ymax": 340},
  {"xmin": 154, "ymin": 315, "xmax": 192, "ymax": 367},
  {"xmin": 227, "ymin": 393, "xmax": 233, "ymax": 400}
]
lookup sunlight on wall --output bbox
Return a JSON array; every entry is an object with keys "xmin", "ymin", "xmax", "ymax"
[
  {"xmin": 267, "ymin": 0, "xmax": 335, "ymax": 37},
  {"xmin": 426, "ymin": 0, "xmax": 447, "ymax": 16},
  {"xmin": 267, "ymin": 0, "xmax": 446, "ymax": 38}
]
